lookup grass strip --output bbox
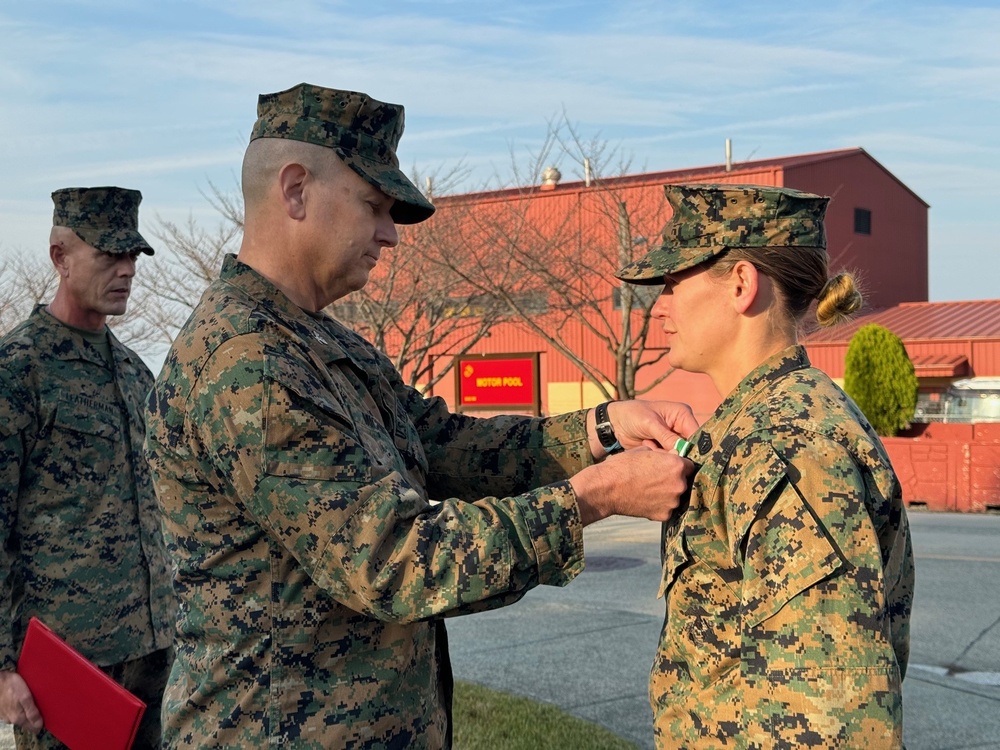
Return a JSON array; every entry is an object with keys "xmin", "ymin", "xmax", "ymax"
[{"xmin": 453, "ymin": 680, "xmax": 639, "ymax": 750}]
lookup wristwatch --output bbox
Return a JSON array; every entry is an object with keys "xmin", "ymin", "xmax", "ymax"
[{"xmin": 594, "ymin": 401, "xmax": 623, "ymax": 455}]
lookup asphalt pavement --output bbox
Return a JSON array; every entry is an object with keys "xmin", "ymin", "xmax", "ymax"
[{"xmin": 448, "ymin": 510, "xmax": 1000, "ymax": 750}]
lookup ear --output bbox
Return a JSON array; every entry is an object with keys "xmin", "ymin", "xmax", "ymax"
[
  {"xmin": 50, "ymin": 240, "xmax": 69, "ymax": 277},
  {"xmin": 729, "ymin": 259, "xmax": 760, "ymax": 315},
  {"xmin": 277, "ymin": 162, "xmax": 309, "ymax": 220}
]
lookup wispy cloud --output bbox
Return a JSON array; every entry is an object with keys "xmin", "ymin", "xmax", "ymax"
[
  {"xmin": 37, "ymin": 150, "xmax": 245, "ymax": 184},
  {"xmin": 0, "ymin": 1, "xmax": 997, "ymax": 300}
]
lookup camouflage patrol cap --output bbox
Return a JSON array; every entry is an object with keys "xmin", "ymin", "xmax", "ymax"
[
  {"xmin": 51, "ymin": 187, "xmax": 155, "ymax": 256},
  {"xmin": 250, "ymin": 82, "xmax": 435, "ymax": 225},
  {"xmin": 616, "ymin": 184, "xmax": 829, "ymax": 284}
]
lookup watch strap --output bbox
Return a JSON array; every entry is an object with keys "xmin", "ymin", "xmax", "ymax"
[{"xmin": 594, "ymin": 400, "xmax": 623, "ymax": 455}]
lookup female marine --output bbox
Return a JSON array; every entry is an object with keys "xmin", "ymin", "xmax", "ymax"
[{"xmin": 617, "ymin": 184, "xmax": 914, "ymax": 749}]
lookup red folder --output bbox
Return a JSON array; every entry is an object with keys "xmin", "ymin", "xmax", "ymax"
[{"xmin": 16, "ymin": 617, "xmax": 146, "ymax": 750}]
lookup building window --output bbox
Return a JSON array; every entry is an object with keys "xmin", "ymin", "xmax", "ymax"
[{"xmin": 854, "ymin": 208, "xmax": 872, "ymax": 235}]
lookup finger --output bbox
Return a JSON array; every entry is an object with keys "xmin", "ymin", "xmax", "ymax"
[
  {"xmin": 22, "ymin": 698, "xmax": 42, "ymax": 731},
  {"xmin": 673, "ymin": 407, "xmax": 700, "ymax": 437},
  {"xmin": 647, "ymin": 425, "xmax": 687, "ymax": 452},
  {"xmin": 651, "ymin": 406, "xmax": 699, "ymax": 446}
]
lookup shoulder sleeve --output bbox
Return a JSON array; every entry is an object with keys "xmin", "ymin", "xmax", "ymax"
[
  {"xmin": 0, "ymin": 363, "xmax": 34, "ymax": 668},
  {"xmin": 413, "ymin": 397, "xmax": 593, "ymax": 500},
  {"xmin": 0, "ymin": 363, "xmax": 33, "ymax": 440},
  {"xmin": 361, "ymin": 343, "xmax": 592, "ymax": 499}
]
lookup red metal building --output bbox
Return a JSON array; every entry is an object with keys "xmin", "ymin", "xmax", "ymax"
[
  {"xmin": 408, "ymin": 147, "xmax": 931, "ymax": 421},
  {"xmin": 386, "ymin": 147, "xmax": 1000, "ymax": 509}
]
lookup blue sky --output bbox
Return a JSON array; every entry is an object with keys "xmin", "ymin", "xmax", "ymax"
[{"xmin": 1, "ymin": 0, "xmax": 997, "ymax": 302}]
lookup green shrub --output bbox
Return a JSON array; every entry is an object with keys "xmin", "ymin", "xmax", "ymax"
[{"xmin": 843, "ymin": 323, "xmax": 918, "ymax": 437}]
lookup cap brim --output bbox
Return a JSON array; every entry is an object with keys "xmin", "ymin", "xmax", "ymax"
[
  {"xmin": 71, "ymin": 226, "xmax": 155, "ymax": 256},
  {"xmin": 342, "ymin": 153, "xmax": 435, "ymax": 225},
  {"xmin": 615, "ymin": 245, "xmax": 715, "ymax": 284}
]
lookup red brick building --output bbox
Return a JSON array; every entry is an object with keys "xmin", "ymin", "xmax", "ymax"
[{"xmin": 804, "ymin": 300, "xmax": 1000, "ymax": 512}]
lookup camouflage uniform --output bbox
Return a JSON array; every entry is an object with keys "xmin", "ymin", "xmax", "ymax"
[
  {"xmin": 650, "ymin": 346, "xmax": 913, "ymax": 748},
  {"xmin": 0, "ymin": 305, "xmax": 175, "ymax": 749},
  {"xmin": 144, "ymin": 255, "xmax": 589, "ymax": 748}
]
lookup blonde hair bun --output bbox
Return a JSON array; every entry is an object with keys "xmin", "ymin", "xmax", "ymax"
[{"xmin": 816, "ymin": 272, "xmax": 863, "ymax": 327}]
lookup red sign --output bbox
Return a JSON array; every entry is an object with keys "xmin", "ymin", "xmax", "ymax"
[{"xmin": 458, "ymin": 356, "xmax": 537, "ymax": 408}]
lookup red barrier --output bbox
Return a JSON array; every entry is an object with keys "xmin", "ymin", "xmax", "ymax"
[{"xmin": 883, "ymin": 423, "xmax": 1000, "ymax": 512}]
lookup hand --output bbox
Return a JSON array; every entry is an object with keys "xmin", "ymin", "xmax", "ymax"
[
  {"xmin": 588, "ymin": 399, "xmax": 699, "ymax": 458},
  {"xmin": 569, "ymin": 445, "xmax": 695, "ymax": 526},
  {"xmin": 0, "ymin": 670, "xmax": 42, "ymax": 732}
]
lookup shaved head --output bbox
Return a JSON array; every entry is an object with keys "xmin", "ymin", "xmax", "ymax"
[
  {"xmin": 241, "ymin": 138, "xmax": 346, "ymax": 211},
  {"xmin": 49, "ymin": 225, "xmax": 84, "ymax": 253}
]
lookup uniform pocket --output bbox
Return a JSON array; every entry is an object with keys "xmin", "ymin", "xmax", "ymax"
[
  {"xmin": 53, "ymin": 398, "xmax": 118, "ymax": 438},
  {"xmin": 36, "ymin": 398, "xmax": 117, "ymax": 493},
  {"xmin": 658, "ymin": 546, "xmax": 743, "ymax": 688},
  {"xmin": 263, "ymin": 353, "xmax": 372, "ymax": 483},
  {"xmin": 657, "ymin": 523, "xmax": 689, "ymax": 599},
  {"xmin": 741, "ymin": 484, "xmax": 844, "ymax": 628},
  {"xmin": 723, "ymin": 440, "xmax": 789, "ymax": 563}
]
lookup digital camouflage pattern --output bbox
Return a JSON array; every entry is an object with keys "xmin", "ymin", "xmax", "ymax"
[
  {"xmin": 51, "ymin": 186, "xmax": 155, "ymax": 256},
  {"xmin": 616, "ymin": 184, "xmax": 828, "ymax": 284},
  {"xmin": 651, "ymin": 346, "xmax": 914, "ymax": 749},
  {"xmin": 0, "ymin": 306, "xmax": 175, "ymax": 671},
  {"xmin": 145, "ymin": 255, "xmax": 589, "ymax": 749},
  {"xmin": 251, "ymin": 82, "xmax": 435, "ymax": 225}
]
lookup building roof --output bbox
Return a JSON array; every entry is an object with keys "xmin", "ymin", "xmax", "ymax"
[
  {"xmin": 434, "ymin": 147, "xmax": 929, "ymax": 207},
  {"xmin": 909, "ymin": 353, "xmax": 970, "ymax": 378},
  {"xmin": 804, "ymin": 300, "xmax": 1000, "ymax": 343}
]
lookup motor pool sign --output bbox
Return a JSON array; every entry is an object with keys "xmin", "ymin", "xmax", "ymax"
[{"xmin": 457, "ymin": 354, "xmax": 539, "ymax": 412}]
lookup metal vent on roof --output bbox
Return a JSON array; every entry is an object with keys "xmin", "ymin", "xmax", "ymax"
[{"xmin": 541, "ymin": 166, "xmax": 561, "ymax": 188}]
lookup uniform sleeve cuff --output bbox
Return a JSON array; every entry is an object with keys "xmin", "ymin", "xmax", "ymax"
[{"xmin": 517, "ymin": 480, "xmax": 585, "ymax": 587}]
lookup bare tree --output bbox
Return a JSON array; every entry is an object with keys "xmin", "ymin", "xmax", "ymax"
[
  {"xmin": 0, "ymin": 252, "xmax": 58, "ymax": 335},
  {"xmin": 333, "ymin": 213, "xmax": 506, "ymax": 390},
  {"xmin": 429, "ymin": 112, "xmax": 673, "ymax": 401},
  {"xmin": 129, "ymin": 171, "xmax": 499, "ymax": 390},
  {"xmin": 130, "ymin": 182, "xmax": 243, "ymax": 352}
]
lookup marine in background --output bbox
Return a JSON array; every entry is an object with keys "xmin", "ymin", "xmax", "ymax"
[{"xmin": 0, "ymin": 187, "xmax": 175, "ymax": 750}]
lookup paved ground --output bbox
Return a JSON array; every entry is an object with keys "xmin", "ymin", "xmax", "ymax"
[
  {"xmin": 448, "ymin": 510, "xmax": 1000, "ymax": 749},
  {"xmin": 2, "ymin": 510, "xmax": 997, "ymax": 748}
]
